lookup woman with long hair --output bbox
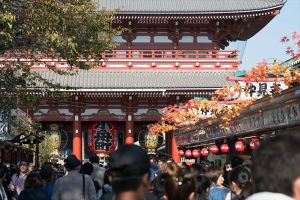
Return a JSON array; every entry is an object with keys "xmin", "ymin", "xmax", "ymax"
[
  {"xmin": 225, "ymin": 165, "xmax": 255, "ymax": 200},
  {"xmin": 165, "ymin": 163, "xmax": 196, "ymax": 200}
]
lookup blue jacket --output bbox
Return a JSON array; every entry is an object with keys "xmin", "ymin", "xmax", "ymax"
[{"xmin": 208, "ymin": 184, "xmax": 225, "ymax": 200}]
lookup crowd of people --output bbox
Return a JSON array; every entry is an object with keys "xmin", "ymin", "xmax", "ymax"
[{"xmin": 0, "ymin": 132, "xmax": 300, "ymax": 200}]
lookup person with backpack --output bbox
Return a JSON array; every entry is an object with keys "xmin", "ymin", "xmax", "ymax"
[{"xmin": 8, "ymin": 159, "xmax": 29, "ymax": 200}]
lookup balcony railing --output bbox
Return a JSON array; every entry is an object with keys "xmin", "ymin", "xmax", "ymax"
[{"xmin": 102, "ymin": 50, "xmax": 238, "ymax": 60}]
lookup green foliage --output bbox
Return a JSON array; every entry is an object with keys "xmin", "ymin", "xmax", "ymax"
[
  {"xmin": 0, "ymin": 0, "xmax": 123, "ymax": 131},
  {"xmin": 38, "ymin": 133, "xmax": 53, "ymax": 166}
]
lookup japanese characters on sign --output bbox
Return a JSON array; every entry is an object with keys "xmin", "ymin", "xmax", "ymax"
[{"xmin": 88, "ymin": 122, "xmax": 118, "ymax": 154}]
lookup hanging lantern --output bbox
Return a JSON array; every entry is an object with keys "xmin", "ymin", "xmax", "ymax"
[
  {"xmin": 88, "ymin": 122, "xmax": 118, "ymax": 155},
  {"xmin": 138, "ymin": 130, "xmax": 164, "ymax": 155},
  {"xmin": 210, "ymin": 145, "xmax": 219, "ymax": 154},
  {"xmin": 178, "ymin": 150, "xmax": 185, "ymax": 156},
  {"xmin": 185, "ymin": 150, "xmax": 192, "ymax": 157},
  {"xmin": 235, "ymin": 141, "xmax": 245, "ymax": 152},
  {"xmin": 48, "ymin": 124, "xmax": 68, "ymax": 155},
  {"xmin": 192, "ymin": 149, "xmax": 200, "ymax": 158},
  {"xmin": 250, "ymin": 138, "xmax": 260, "ymax": 150},
  {"xmin": 201, "ymin": 148, "xmax": 209, "ymax": 157},
  {"xmin": 220, "ymin": 144, "xmax": 230, "ymax": 153}
]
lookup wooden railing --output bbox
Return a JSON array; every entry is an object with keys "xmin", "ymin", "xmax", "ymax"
[{"xmin": 102, "ymin": 50, "xmax": 238, "ymax": 60}]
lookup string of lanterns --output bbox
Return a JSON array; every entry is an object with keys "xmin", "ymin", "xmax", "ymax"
[{"xmin": 177, "ymin": 138, "xmax": 260, "ymax": 157}]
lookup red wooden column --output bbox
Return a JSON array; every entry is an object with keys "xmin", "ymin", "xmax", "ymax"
[
  {"xmin": 73, "ymin": 96, "xmax": 82, "ymax": 160},
  {"xmin": 125, "ymin": 96, "xmax": 134, "ymax": 144},
  {"xmin": 165, "ymin": 132, "xmax": 180, "ymax": 162}
]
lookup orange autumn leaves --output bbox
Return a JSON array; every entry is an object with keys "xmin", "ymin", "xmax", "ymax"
[{"xmin": 148, "ymin": 32, "xmax": 300, "ymax": 136}]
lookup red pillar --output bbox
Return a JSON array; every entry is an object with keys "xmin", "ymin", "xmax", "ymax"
[
  {"xmin": 73, "ymin": 96, "xmax": 82, "ymax": 160},
  {"xmin": 125, "ymin": 96, "xmax": 134, "ymax": 144},
  {"xmin": 165, "ymin": 132, "xmax": 180, "ymax": 162},
  {"xmin": 171, "ymin": 132, "xmax": 180, "ymax": 163},
  {"xmin": 125, "ymin": 114, "xmax": 134, "ymax": 144}
]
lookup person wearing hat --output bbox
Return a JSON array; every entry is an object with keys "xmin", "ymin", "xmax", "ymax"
[
  {"xmin": 101, "ymin": 144, "xmax": 156, "ymax": 200},
  {"xmin": 52, "ymin": 155, "xmax": 97, "ymax": 200},
  {"xmin": 39, "ymin": 166, "xmax": 54, "ymax": 198}
]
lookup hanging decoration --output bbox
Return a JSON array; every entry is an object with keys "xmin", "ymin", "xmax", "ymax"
[
  {"xmin": 192, "ymin": 149, "xmax": 200, "ymax": 158},
  {"xmin": 178, "ymin": 149, "xmax": 185, "ymax": 156},
  {"xmin": 210, "ymin": 145, "xmax": 219, "ymax": 154},
  {"xmin": 235, "ymin": 141, "xmax": 245, "ymax": 152},
  {"xmin": 220, "ymin": 144, "xmax": 230, "ymax": 153},
  {"xmin": 201, "ymin": 148, "xmax": 209, "ymax": 157},
  {"xmin": 138, "ymin": 129, "xmax": 164, "ymax": 154},
  {"xmin": 88, "ymin": 122, "xmax": 118, "ymax": 155},
  {"xmin": 250, "ymin": 138, "xmax": 260, "ymax": 150},
  {"xmin": 185, "ymin": 150, "xmax": 192, "ymax": 157}
]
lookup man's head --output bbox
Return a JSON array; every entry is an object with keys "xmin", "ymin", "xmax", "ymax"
[
  {"xmin": 108, "ymin": 144, "xmax": 151, "ymax": 197},
  {"xmin": 64, "ymin": 155, "xmax": 81, "ymax": 171},
  {"xmin": 252, "ymin": 133, "xmax": 300, "ymax": 199},
  {"xmin": 19, "ymin": 159, "xmax": 29, "ymax": 173},
  {"xmin": 89, "ymin": 155, "xmax": 100, "ymax": 164},
  {"xmin": 28, "ymin": 163, "xmax": 34, "ymax": 172}
]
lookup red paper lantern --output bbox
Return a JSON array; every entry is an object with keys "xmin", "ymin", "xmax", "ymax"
[
  {"xmin": 201, "ymin": 148, "xmax": 209, "ymax": 157},
  {"xmin": 178, "ymin": 150, "xmax": 185, "ymax": 156},
  {"xmin": 235, "ymin": 141, "xmax": 245, "ymax": 152},
  {"xmin": 88, "ymin": 122, "xmax": 117, "ymax": 154},
  {"xmin": 185, "ymin": 150, "xmax": 192, "ymax": 157},
  {"xmin": 192, "ymin": 149, "xmax": 200, "ymax": 158},
  {"xmin": 250, "ymin": 138, "xmax": 260, "ymax": 150},
  {"xmin": 210, "ymin": 145, "xmax": 219, "ymax": 154},
  {"xmin": 220, "ymin": 144, "xmax": 230, "ymax": 153}
]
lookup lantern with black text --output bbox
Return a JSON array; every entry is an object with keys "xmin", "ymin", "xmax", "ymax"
[
  {"xmin": 185, "ymin": 150, "xmax": 192, "ymax": 158},
  {"xmin": 192, "ymin": 149, "xmax": 200, "ymax": 158},
  {"xmin": 220, "ymin": 144, "xmax": 230, "ymax": 153},
  {"xmin": 210, "ymin": 145, "xmax": 219, "ymax": 154},
  {"xmin": 235, "ymin": 141, "xmax": 245, "ymax": 152},
  {"xmin": 201, "ymin": 148, "xmax": 209, "ymax": 157},
  {"xmin": 88, "ymin": 122, "xmax": 118, "ymax": 155},
  {"xmin": 178, "ymin": 150, "xmax": 185, "ymax": 156},
  {"xmin": 250, "ymin": 138, "xmax": 260, "ymax": 150}
]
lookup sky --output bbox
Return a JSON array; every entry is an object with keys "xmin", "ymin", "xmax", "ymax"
[{"xmin": 228, "ymin": 0, "xmax": 300, "ymax": 71}]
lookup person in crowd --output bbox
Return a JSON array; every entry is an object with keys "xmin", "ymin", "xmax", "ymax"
[
  {"xmin": 0, "ymin": 162, "xmax": 8, "ymax": 200},
  {"xmin": 98, "ymin": 169, "xmax": 113, "ymax": 199},
  {"xmin": 39, "ymin": 166, "xmax": 54, "ymax": 198},
  {"xmin": 205, "ymin": 166, "xmax": 230, "ymax": 200},
  {"xmin": 103, "ymin": 144, "xmax": 155, "ymax": 200},
  {"xmin": 80, "ymin": 163, "xmax": 101, "ymax": 193},
  {"xmin": 231, "ymin": 156, "xmax": 244, "ymax": 169},
  {"xmin": 247, "ymin": 133, "xmax": 300, "ymax": 200},
  {"xmin": 159, "ymin": 162, "xmax": 168, "ymax": 174},
  {"xmin": 89, "ymin": 155, "xmax": 106, "ymax": 187},
  {"xmin": 225, "ymin": 165, "xmax": 255, "ymax": 200},
  {"xmin": 196, "ymin": 175, "xmax": 211, "ymax": 200},
  {"xmin": 28, "ymin": 163, "xmax": 34, "ymax": 173},
  {"xmin": 152, "ymin": 173, "xmax": 168, "ymax": 200},
  {"xmin": 189, "ymin": 163, "xmax": 206, "ymax": 176},
  {"xmin": 149, "ymin": 156, "xmax": 158, "ymax": 165},
  {"xmin": 223, "ymin": 161, "xmax": 232, "ymax": 188},
  {"xmin": 165, "ymin": 163, "xmax": 195, "ymax": 200},
  {"xmin": 52, "ymin": 155, "xmax": 96, "ymax": 200},
  {"xmin": 8, "ymin": 159, "xmax": 29, "ymax": 200},
  {"xmin": 17, "ymin": 173, "xmax": 50, "ymax": 200},
  {"xmin": 200, "ymin": 159, "xmax": 211, "ymax": 172}
]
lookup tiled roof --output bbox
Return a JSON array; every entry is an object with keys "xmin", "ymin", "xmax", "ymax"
[
  {"xmin": 96, "ymin": 0, "xmax": 286, "ymax": 14},
  {"xmin": 35, "ymin": 70, "xmax": 234, "ymax": 89}
]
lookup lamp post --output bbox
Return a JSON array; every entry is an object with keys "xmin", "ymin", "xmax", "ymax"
[{"xmin": 33, "ymin": 123, "xmax": 42, "ymax": 168}]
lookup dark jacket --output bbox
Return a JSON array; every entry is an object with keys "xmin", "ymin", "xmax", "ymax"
[{"xmin": 17, "ymin": 188, "xmax": 50, "ymax": 200}]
